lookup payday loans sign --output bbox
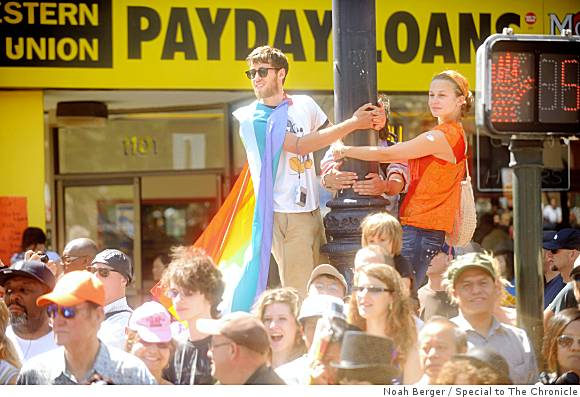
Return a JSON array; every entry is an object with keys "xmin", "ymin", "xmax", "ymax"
[{"xmin": 0, "ymin": 0, "xmax": 577, "ymax": 90}]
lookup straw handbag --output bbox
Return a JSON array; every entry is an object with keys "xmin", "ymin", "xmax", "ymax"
[{"xmin": 446, "ymin": 159, "xmax": 477, "ymax": 247}]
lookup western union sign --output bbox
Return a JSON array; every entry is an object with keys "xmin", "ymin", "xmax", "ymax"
[
  {"xmin": 0, "ymin": 0, "xmax": 577, "ymax": 91},
  {"xmin": 0, "ymin": 1, "xmax": 112, "ymax": 67}
]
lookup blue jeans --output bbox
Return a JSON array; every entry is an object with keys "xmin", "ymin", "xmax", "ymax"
[{"xmin": 401, "ymin": 225, "xmax": 445, "ymax": 290}]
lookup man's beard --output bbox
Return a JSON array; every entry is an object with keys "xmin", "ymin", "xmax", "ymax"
[
  {"xmin": 255, "ymin": 80, "xmax": 280, "ymax": 100},
  {"xmin": 9, "ymin": 310, "xmax": 29, "ymax": 329}
]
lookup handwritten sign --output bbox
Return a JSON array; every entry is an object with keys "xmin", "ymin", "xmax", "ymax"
[{"xmin": 0, "ymin": 197, "xmax": 28, "ymax": 266}]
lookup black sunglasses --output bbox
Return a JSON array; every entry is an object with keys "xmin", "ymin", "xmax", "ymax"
[
  {"xmin": 245, "ymin": 67, "xmax": 279, "ymax": 80},
  {"xmin": 86, "ymin": 266, "xmax": 122, "ymax": 278},
  {"xmin": 47, "ymin": 304, "xmax": 78, "ymax": 319},
  {"xmin": 557, "ymin": 334, "xmax": 580, "ymax": 349},
  {"xmin": 550, "ymin": 249, "xmax": 560, "ymax": 255},
  {"xmin": 353, "ymin": 286, "xmax": 393, "ymax": 294}
]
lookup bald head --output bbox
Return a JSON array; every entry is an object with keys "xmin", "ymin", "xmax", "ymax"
[
  {"xmin": 419, "ymin": 317, "xmax": 468, "ymax": 383},
  {"xmin": 62, "ymin": 238, "xmax": 98, "ymax": 273}
]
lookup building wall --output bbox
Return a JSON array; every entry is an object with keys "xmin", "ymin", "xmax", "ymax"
[{"xmin": 0, "ymin": 91, "xmax": 45, "ymax": 229}]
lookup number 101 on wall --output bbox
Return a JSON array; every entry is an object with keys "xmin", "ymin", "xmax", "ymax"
[
  {"xmin": 123, "ymin": 136, "xmax": 158, "ymax": 156},
  {"xmin": 476, "ymin": 32, "xmax": 580, "ymax": 137}
]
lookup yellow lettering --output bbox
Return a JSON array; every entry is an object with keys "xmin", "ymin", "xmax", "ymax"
[
  {"xmin": 26, "ymin": 36, "xmax": 45, "ymax": 59},
  {"xmin": 56, "ymin": 37, "xmax": 77, "ymax": 61},
  {"xmin": 4, "ymin": 2, "xmax": 23, "ymax": 24},
  {"xmin": 78, "ymin": 3, "xmax": 98, "ymax": 26},
  {"xmin": 78, "ymin": 38, "xmax": 98, "ymax": 61},
  {"xmin": 21, "ymin": 2, "xmax": 39, "ymax": 24},
  {"xmin": 39, "ymin": 2, "xmax": 56, "ymax": 25},
  {"xmin": 48, "ymin": 36, "xmax": 55, "ymax": 59},
  {"xmin": 58, "ymin": 3, "xmax": 77, "ymax": 25},
  {"xmin": 5, "ymin": 37, "xmax": 23, "ymax": 59}
]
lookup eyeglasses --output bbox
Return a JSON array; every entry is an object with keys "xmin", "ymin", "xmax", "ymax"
[
  {"xmin": 353, "ymin": 286, "xmax": 393, "ymax": 294},
  {"xmin": 244, "ymin": 67, "xmax": 279, "ymax": 80},
  {"xmin": 46, "ymin": 304, "xmax": 80, "ymax": 319},
  {"xmin": 165, "ymin": 288, "xmax": 194, "ymax": 299},
  {"xmin": 86, "ymin": 266, "xmax": 122, "ymax": 278},
  {"xmin": 557, "ymin": 334, "xmax": 580, "ymax": 349}
]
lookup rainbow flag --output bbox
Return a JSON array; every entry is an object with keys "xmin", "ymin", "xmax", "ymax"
[{"xmin": 152, "ymin": 99, "xmax": 289, "ymax": 314}]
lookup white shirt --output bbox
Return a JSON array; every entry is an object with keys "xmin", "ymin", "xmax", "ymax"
[
  {"xmin": 273, "ymin": 95, "xmax": 327, "ymax": 213},
  {"xmin": 97, "ymin": 297, "xmax": 133, "ymax": 350},
  {"xmin": 543, "ymin": 205, "xmax": 562, "ymax": 224},
  {"xmin": 451, "ymin": 314, "xmax": 538, "ymax": 384},
  {"xmin": 5, "ymin": 325, "xmax": 58, "ymax": 363}
]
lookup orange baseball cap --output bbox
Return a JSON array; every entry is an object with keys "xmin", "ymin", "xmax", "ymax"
[{"xmin": 36, "ymin": 270, "xmax": 105, "ymax": 307}]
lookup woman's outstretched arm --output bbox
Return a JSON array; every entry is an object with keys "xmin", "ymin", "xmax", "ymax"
[{"xmin": 334, "ymin": 130, "xmax": 455, "ymax": 163}]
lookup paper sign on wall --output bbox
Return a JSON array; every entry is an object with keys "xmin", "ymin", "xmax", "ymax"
[{"xmin": 0, "ymin": 197, "xmax": 28, "ymax": 266}]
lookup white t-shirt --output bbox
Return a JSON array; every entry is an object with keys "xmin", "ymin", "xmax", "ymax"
[
  {"xmin": 274, "ymin": 95, "xmax": 327, "ymax": 213},
  {"xmin": 5, "ymin": 325, "xmax": 58, "ymax": 363}
]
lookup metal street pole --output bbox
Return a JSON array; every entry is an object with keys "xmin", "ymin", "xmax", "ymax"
[
  {"xmin": 509, "ymin": 138, "xmax": 544, "ymax": 361},
  {"xmin": 323, "ymin": 0, "xmax": 388, "ymax": 287}
]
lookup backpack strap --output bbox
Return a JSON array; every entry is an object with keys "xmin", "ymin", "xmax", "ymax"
[{"xmin": 105, "ymin": 309, "xmax": 132, "ymax": 320}]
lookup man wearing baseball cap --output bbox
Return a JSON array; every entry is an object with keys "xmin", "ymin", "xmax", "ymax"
[
  {"xmin": 88, "ymin": 249, "xmax": 134, "ymax": 349},
  {"xmin": 306, "ymin": 264, "xmax": 348, "ymax": 299},
  {"xmin": 0, "ymin": 260, "xmax": 58, "ymax": 362},
  {"xmin": 544, "ymin": 228, "xmax": 580, "ymax": 284},
  {"xmin": 445, "ymin": 253, "xmax": 538, "ymax": 384},
  {"xmin": 545, "ymin": 254, "xmax": 580, "ymax": 324},
  {"xmin": 197, "ymin": 312, "xmax": 285, "ymax": 384},
  {"xmin": 17, "ymin": 271, "xmax": 156, "ymax": 384}
]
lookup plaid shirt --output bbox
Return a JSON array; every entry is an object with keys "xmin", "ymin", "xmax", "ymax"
[{"xmin": 17, "ymin": 340, "xmax": 157, "ymax": 385}]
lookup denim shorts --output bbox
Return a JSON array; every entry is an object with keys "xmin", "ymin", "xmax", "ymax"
[{"xmin": 401, "ymin": 225, "xmax": 445, "ymax": 290}]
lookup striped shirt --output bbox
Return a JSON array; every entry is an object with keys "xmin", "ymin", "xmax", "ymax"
[{"xmin": 0, "ymin": 360, "xmax": 18, "ymax": 384}]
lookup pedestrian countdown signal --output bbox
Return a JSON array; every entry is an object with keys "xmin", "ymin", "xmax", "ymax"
[{"xmin": 476, "ymin": 32, "xmax": 580, "ymax": 137}]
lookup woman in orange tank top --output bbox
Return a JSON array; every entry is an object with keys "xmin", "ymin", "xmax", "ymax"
[{"xmin": 334, "ymin": 70, "xmax": 473, "ymax": 289}]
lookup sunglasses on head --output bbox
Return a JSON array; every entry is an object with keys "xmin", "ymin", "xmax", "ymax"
[
  {"xmin": 557, "ymin": 334, "xmax": 580, "ymax": 349},
  {"xmin": 86, "ymin": 266, "xmax": 121, "ymax": 278},
  {"xmin": 353, "ymin": 285, "xmax": 393, "ymax": 294},
  {"xmin": 46, "ymin": 304, "xmax": 78, "ymax": 319},
  {"xmin": 244, "ymin": 67, "xmax": 279, "ymax": 80}
]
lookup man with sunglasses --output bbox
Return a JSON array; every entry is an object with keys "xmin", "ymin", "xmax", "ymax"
[
  {"xmin": 545, "ymin": 255, "xmax": 580, "ymax": 326},
  {"xmin": 0, "ymin": 260, "xmax": 58, "ymax": 363},
  {"xmin": 17, "ymin": 271, "xmax": 156, "ymax": 384},
  {"xmin": 88, "ymin": 249, "xmax": 134, "ymax": 350},
  {"xmin": 61, "ymin": 238, "xmax": 98, "ymax": 273},
  {"xmin": 233, "ymin": 46, "xmax": 384, "ymax": 302},
  {"xmin": 446, "ymin": 253, "xmax": 538, "ymax": 384}
]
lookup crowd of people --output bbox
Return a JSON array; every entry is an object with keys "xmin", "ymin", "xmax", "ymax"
[{"xmin": 0, "ymin": 45, "xmax": 579, "ymax": 385}]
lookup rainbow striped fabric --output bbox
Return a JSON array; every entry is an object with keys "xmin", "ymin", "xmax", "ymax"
[{"xmin": 152, "ymin": 100, "xmax": 289, "ymax": 315}]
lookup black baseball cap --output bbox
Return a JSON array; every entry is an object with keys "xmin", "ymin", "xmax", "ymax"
[
  {"xmin": 544, "ymin": 229, "xmax": 580, "ymax": 251},
  {"xmin": 0, "ymin": 260, "xmax": 56, "ymax": 290},
  {"xmin": 91, "ymin": 249, "xmax": 133, "ymax": 283}
]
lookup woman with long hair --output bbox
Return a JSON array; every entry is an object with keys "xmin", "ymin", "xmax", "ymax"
[
  {"xmin": 334, "ymin": 70, "xmax": 473, "ymax": 288},
  {"xmin": 541, "ymin": 308, "xmax": 580, "ymax": 384},
  {"xmin": 348, "ymin": 263, "xmax": 421, "ymax": 384},
  {"xmin": 0, "ymin": 300, "xmax": 21, "ymax": 384},
  {"xmin": 253, "ymin": 287, "xmax": 305, "ymax": 368}
]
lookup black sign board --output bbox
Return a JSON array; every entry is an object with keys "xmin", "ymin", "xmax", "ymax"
[
  {"xmin": 476, "ymin": 133, "xmax": 570, "ymax": 192},
  {"xmin": 0, "ymin": 0, "xmax": 112, "ymax": 68}
]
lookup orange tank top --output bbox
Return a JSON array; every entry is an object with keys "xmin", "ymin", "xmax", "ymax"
[{"xmin": 399, "ymin": 121, "xmax": 467, "ymax": 233}]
